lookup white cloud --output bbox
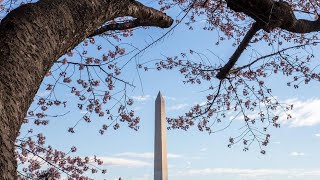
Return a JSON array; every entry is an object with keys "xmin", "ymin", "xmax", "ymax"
[
  {"xmin": 233, "ymin": 98, "xmax": 320, "ymax": 127},
  {"xmin": 115, "ymin": 152, "xmax": 153, "ymax": 159},
  {"xmin": 163, "ymin": 96, "xmax": 177, "ymax": 101},
  {"xmin": 114, "ymin": 152, "xmax": 182, "ymax": 159},
  {"xmin": 132, "ymin": 95, "xmax": 152, "ymax": 102},
  {"xmin": 290, "ymin": 152, "xmax": 305, "ymax": 156},
  {"xmin": 177, "ymin": 168, "xmax": 320, "ymax": 177},
  {"xmin": 97, "ymin": 157, "xmax": 151, "ymax": 167},
  {"xmin": 168, "ymin": 103, "xmax": 189, "ymax": 110},
  {"xmin": 200, "ymin": 148, "xmax": 208, "ymax": 152},
  {"xmin": 167, "ymin": 153, "xmax": 183, "ymax": 159},
  {"xmin": 279, "ymin": 98, "xmax": 320, "ymax": 127},
  {"xmin": 194, "ymin": 101, "xmax": 207, "ymax": 106},
  {"xmin": 315, "ymin": 133, "xmax": 320, "ymax": 137},
  {"xmin": 186, "ymin": 161, "xmax": 192, "ymax": 169},
  {"xmin": 132, "ymin": 174, "xmax": 152, "ymax": 180}
]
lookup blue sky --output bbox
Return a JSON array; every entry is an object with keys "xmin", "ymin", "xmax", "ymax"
[{"xmin": 18, "ymin": 0, "xmax": 320, "ymax": 179}]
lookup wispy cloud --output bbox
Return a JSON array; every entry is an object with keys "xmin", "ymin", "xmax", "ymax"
[
  {"xmin": 290, "ymin": 152, "xmax": 305, "ymax": 156},
  {"xmin": 186, "ymin": 161, "xmax": 192, "ymax": 169},
  {"xmin": 163, "ymin": 96, "xmax": 176, "ymax": 101},
  {"xmin": 97, "ymin": 157, "xmax": 151, "ymax": 167},
  {"xmin": 167, "ymin": 153, "xmax": 183, "ymax": 159},
  {"xmin": 177, "ymin": 168, "xmax": 320, "ymax": 177},
  {"xmin": 194, "ymin": 101, "xmax": 207, "ymax": 106},
  {"xmin": 132, "ymin": 174, "xmax": 152, "ymax": 180},
  {"xmin": 279, "ymin": 98, "xmax": 320, "ymax": 127},
  {"xmin": 115, "ymin": 152, "xmax": 153, "ymax": 159},
  {"xmin": 233, "ymin": 98, "xmax": 320, "ymax": 127},
  {"xmin": 200, "ymin": 148, "xmax": 208, "ymax": 152},
  {"xmin": 114, "ymin": 152, "xmax": 182, "ymax": 159},
  {"xmin": 315, "ymin": 133, "xmax": 320, "ymax": 137},
  {"xmin": 168, "ymin": 103, "xmax": 189, "ymax": 111},
  {"xmin": 132, "ymin": 95, "xmax": 152, "ymax": 102},
  {"xmin": 272, "ymin": 141, "xmax": 281, "ymax": 144}
]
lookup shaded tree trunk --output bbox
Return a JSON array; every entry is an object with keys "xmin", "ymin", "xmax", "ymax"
[{"xmin": 0, "ymin": 0, "xmax": 172, "ymax": 179}]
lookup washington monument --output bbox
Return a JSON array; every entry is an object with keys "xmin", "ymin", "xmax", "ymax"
[{"xmin": 154, "ymin": 92, "xmax": 168, "ymax": 180}]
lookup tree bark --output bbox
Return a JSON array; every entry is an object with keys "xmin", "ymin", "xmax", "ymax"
[
  {"xmin": 0, "ymin": 0, "xmax": 172, "ymax": 179},
  {"xmin": 226, "ymin": 0, "xmax": 320, "ymax": 33}
]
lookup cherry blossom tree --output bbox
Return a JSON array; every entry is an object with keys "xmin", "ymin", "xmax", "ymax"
[
  {"xmin": 158, "ymin": 0, "xmax": 320, "ymax": 151},
  {"xmin": 0, "ymin": 0, "xmax": 172, "ymax": 179},
  {"xmin": 153, "ymin": 0, "xmax": 319, "ymax": 147},
  {"xmin": 1, "ymin": 0, "xmax": 320, "ymax": 179}
]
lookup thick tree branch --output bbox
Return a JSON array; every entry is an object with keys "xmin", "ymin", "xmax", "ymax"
[
  {"xmin": 127, "ymin": 1, "xmax": 173, "ymax": 28},
  {"xmin": 286, "ymin": 19, "xmax": 320, "ymax": 33},
  {"xmin": 90, "ymin": 1, "xmax": 173, "ymax": 37},
  {"xmin": 216, "ymin": 23, "xmax": 261, "ymax": 80},
  {"xmin": 226, "ymin": 0, "xmax": 320, "ymax": 33},
  {"xmin": 90, "ymin": 18, "xmax": 165, "ymax": 37}
]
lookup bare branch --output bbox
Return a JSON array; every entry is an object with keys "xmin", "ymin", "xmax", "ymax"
[{"xmin": 216, "ymin": 22, "xmax": 261, "ymax": 80}]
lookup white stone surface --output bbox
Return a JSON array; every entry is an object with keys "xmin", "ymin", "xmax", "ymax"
[{"xmin": 154, "ymin": 92, "xmax": 168, "ymax": 180}]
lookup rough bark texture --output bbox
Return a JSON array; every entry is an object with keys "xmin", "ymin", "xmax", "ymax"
[
  {"xmin": 227, "ymin": 0, "xmax": 320, "ymax": 33},
  {"xmin": 0, "ymin": 0, "xmax": 172, "ymax": 179}
]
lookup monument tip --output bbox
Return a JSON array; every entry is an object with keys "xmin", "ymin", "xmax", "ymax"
[{"xmin": 156, "ymin": 91, "xmax": 164, "ymax": 101}]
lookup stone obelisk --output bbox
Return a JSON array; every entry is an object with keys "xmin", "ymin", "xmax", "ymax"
[{"xmin": 154, "ymin": 92, "xmax": 168, "ymax": 180}]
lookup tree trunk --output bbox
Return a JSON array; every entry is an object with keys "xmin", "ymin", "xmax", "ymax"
[{"xmin": 0, "ymin": 0, "xmax": 172, "ymax": 179}]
